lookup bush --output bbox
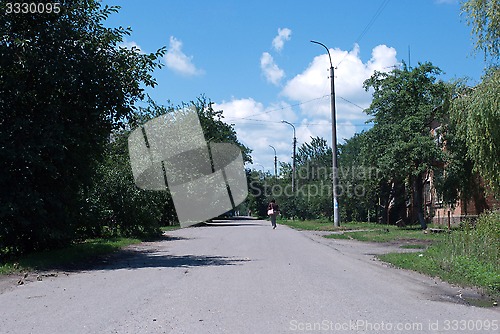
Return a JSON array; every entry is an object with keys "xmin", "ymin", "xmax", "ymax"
[{"xmin": 81, "ymin": 133, "xmax": 167, "ymax": 239}]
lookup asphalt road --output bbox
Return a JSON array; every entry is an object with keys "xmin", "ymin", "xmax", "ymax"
[{"xmin": 0, "ymin": 219, "xmax": 498, "ymax": 333}]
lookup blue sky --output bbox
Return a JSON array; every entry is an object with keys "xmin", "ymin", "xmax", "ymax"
[{"xmin": 103, "ymin": 0, "xmax": 487, "ymax": 173}]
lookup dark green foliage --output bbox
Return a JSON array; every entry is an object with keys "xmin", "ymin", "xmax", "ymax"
[
  {"xmin": 338, "ymin": 132, "xmax": 380, "ymax": 222},
  {"xmin": 82, "ymin": 133, "xmax": 166, "ymax": 239},
  {"xmin": 246, "ymin": 170, "xmax": 268, "ymax": 217},
  {"xmin": 0, "ymin": 0, "xmax": 164, "ymax": 257},
  {"xmin": 363, "ymin": 62, "xmax": 449, "ymax": 228}
]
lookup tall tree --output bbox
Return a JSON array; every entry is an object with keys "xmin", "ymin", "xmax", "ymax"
[
  {"xmin": 451, "ymin": 0, "xmax": 500, "ymax": 195},
  {"xmin": 462, "ymin": 0, "xmax": 500, "ymax": 62},
  {"xmin": 450, "ymin": 69, "xmax": 500, "ymax": 194},
  {"xmin": 0, "ymin": 1, "xmax": 165, "ymax": 255},
  {"xmin": 363, "ymin": 62, "xmax": 449, "ymax": 229}
]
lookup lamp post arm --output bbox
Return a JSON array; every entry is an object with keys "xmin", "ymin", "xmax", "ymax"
[{"xmin": 311, "ymin": 40, "xmax": 333, "ymax": 68}]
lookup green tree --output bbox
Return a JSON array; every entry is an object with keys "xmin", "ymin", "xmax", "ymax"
[
  {"xmin": 246, "ymin": 169, "xmax": 268, "ymax": 217},
  {"xmin": 413, "ymin": 0, "xmax": 500, "ymax": 216},
  {"xmin": 108, "ymin": 96, "xmax": 253, "ymax": 227},
  {"xmin": 84, "ymin": 131, "xmax": 167, "ymax": 238},
  {"xmin": 363, "ymin": 62, "xmax": 449, "ymax": 229},
  {"xmin": 0, "ymin": 1, "xmax": 164, "ymax": 256},
  {"xmin": 462, "ymin": 0, "xmax": 500, "ymax": 62},
  {"xmin": 295, "ymin": 137, "xmax": 332, "ymax": 219},
  {"xmin": 338, "ymin": 132, "xmax": 381, "ymax": 222},
  {"xmin": 449, "ymin": 69, "xmax": 500, "ymax": 194}
]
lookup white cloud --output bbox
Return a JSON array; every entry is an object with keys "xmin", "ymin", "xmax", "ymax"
[
  {"xmin": 260, "ymin": 52, "xmax": 285, "ymax": 85},
  {"xmin": 214, "ymin": 98, "xmax": 297, "ymax": 169},
  {"xmin": 164, "ymin": 36, "xmax": 204, "ymax": 76},
  {"xmin": 272, "ymin": 28, "xmax": 292, "ymax": 52},
  {"xmin": 282, "ymin": 44, "xmax": 398, "ymax": 142},
  {"xmin": 215, "ymin": 44, "xmax": 398, "ymax": 172}
]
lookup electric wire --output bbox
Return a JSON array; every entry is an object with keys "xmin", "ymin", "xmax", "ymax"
[{"xmin": 335, "ymin": 0, "xmax": 391, "ymax": 68}]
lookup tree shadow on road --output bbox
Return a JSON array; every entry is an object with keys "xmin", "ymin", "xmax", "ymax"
[{"xmin": 99, "ymin": 251, "xmax": 251, "ymax": 271}]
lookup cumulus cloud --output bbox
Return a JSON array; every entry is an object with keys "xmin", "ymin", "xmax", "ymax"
[
  {"xmin": 164, "ymin": 36, "xmax": 204, "ymax": 76},
  {"xmin": 217, "ymin": 44, "xmax": 398, "ymax": 172},
  {"xmin": 282, "ymin": 44, "xmax": 398, "ymax": 141},
  {"xmin": 260, "ymin": 52, "xmax": 285, "ymax": 85},
  {"xmin": 272, "ymin": 28, "xmax": 292, "ymax": 52},
  {"xmin": 214, "ymin": 98, "xmax": 297, "ymax": 168}
]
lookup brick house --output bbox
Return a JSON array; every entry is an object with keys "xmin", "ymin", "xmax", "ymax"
[{"xmin": 424, "ymin": 120, "xmax": 499, "ymax": 226}]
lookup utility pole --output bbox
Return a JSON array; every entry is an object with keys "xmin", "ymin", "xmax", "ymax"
[
  {"xmin": 269, "ymin": 145, "xmax": 277, "ymax": 178},
  {"xmin": 311, "ymin": 40, "xmax": 340, "ymax": 227},
  {"xmin": 281, "ymin": 120, "xmax": 296, "ymax": 195}
]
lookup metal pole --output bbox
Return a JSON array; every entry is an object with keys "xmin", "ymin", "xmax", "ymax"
[
  {"xmin": 311, "ymin": 40, "xmax": 340, "ymax": 227},
  {"xmin": 281, "ymin": 120, "xmax": 296, "ymax": 195},
  {"xmin": 269, "ymin": 145, "xmax": 277, "ymax": 178},
  {"xmin": 255, "ymin": 164, "xmax": 265, "ymax": 179}
]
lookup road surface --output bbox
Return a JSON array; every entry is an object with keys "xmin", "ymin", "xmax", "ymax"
[{"xmin": 0, "ymin": 219, "xmax": 498, "ymax": 333}]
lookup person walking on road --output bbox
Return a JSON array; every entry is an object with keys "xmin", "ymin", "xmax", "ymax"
[{"xmin": 267, "ymin": 199, "xmax": 280, "ymax": 229}]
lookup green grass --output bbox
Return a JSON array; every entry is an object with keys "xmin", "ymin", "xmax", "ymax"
[
  {"xmin": 379, "ymin": 211, "xmax": 500, "ymax": 301},
  {"xmin": 399, "ymin": 244, "xmax": 427, "ymax": 249},
  {"xmin": 379, "ymin": 245, "xmax": 500, "ymax": 301},
  {"xmin": 279, "ymin": 218, "xmax": 444, "ymax": 245},
  {"xmin": 281, "ymin": 213, "xmax": 500, "ymax": 302},
  {"xmin": 0, "ymin": 237, "xmax": 142, "ymax": 274},
  {"xmin": 278, "ymin": 218, "xmax": 387, "ymax": 232},
  {"xmin": 325, "ymin": 226, "xmax": 444, "ymax": 243}
]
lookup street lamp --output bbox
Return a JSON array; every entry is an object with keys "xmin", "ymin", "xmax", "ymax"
[
  {"xmin": 269, "ymin": 145, "xmax": 277, "ymax": 178},
  {"xmin": 255, "ymin": 163, "xmax": 265, "ymax": 179},
  {"xmin": 311, "ymin": 40, "xmax": 340, "ymax": 227},
  {"xmin": 281, "ymin": 120, "xmax": 296, "ymax": 195}
]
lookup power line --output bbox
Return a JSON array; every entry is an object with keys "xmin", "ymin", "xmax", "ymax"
[
  {"xmin": 232, "ymin": 94, "xmax": 329, "ymax": 120},
  {"xmin": 225, "ymin": 94, "xmax": 366, "ymax": 124},
  {"xmin": 338, "ymin": 96, "xmax": 366, "ymax": 110},
  {"xmin": 336, "ymin": 0, "xmax": 391, "ymax": 68},
  {"xmin": 228, "ymin": 117, "xmax": 373, "ymax": 127}
]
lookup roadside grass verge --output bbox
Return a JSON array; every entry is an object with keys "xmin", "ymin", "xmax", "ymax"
[
  {"xmin": 0, "ymin": 237, "xmax": 142, "ymax": 275},
  {"xmin": 279, "ymin": 218, "xmax": 444, "ymax": 245},
  {"xmin": 325, "ymin": 225, "xmax": 445, "ymax": 244},
  {"xmin": 379, "ymin": 245, "xmax": 500, "ymax": 302},
  {"xmin": 280, "ymin": 212, "xmax": 499, "ymax": 302},
  {"xmin": 379, "ymin": 211, "xmax": 500, "ymax": 301},
  {"xmin": 278, "ymin": 219, "xmax": 386, "ymax": 232}
]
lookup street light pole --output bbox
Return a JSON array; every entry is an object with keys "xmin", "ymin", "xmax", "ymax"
[
  {"xmin": 255, "ymin": 164, "xmax": 265, "ymax": 180},
  {"xmin": 281, "ymin": 120, "xmax": 296, "ymax": 195},
  {"xmin": 269, "ymin": 145, "xmax": 277, "ymax": 178},
  {"xmin": 311, "ymin": 40, "xmax": 340, "ymax": 227}
]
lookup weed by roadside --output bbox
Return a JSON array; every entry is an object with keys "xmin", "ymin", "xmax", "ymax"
[
  {"xmin": 380, "ymin": 211, "xmax": 500, "ymax": 303},
  {"xmin": 278, "ymin": 218, "xmax": 392, "ymax": 232},
  {"xmin": 280, "ymin": 214, "xmax": 499, "ymax": 304},
  {"xmin": 279, "ymin": 218, "xmax": 444, "ymax": 245}
]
